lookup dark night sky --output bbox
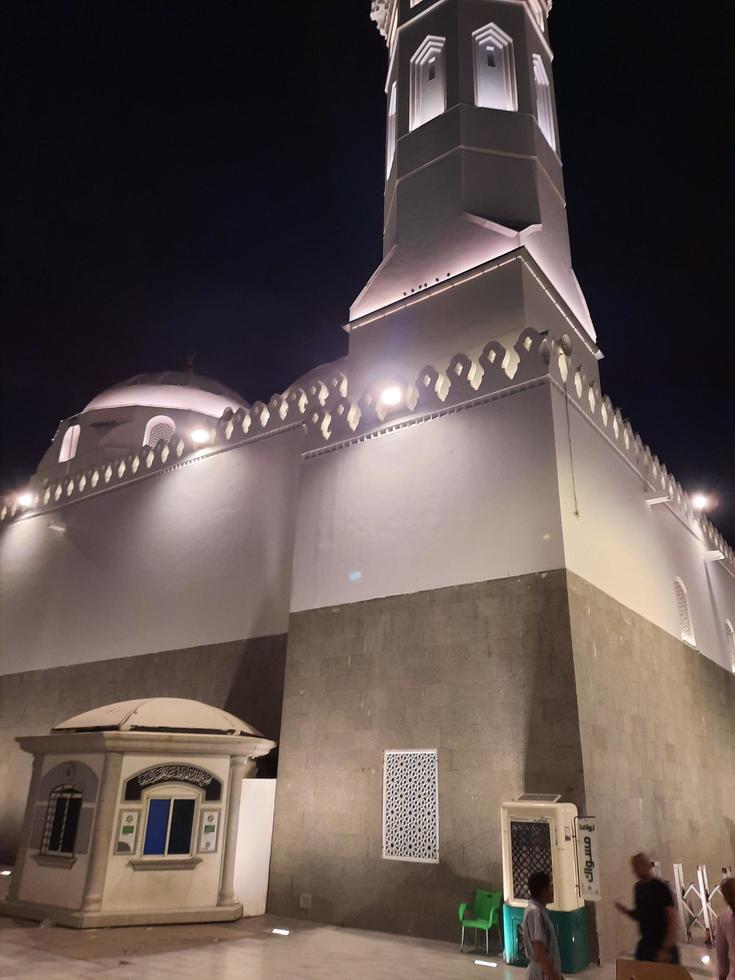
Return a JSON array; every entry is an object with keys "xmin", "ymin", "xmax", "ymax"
[{"xmin": 2, "ymin": 2, "xmax": 734, "ymax": 540}]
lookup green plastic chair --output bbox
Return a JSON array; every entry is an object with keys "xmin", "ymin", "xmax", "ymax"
[{"xmin": 458, "ymin": 888, "xmax": 502, "ymax": 954}]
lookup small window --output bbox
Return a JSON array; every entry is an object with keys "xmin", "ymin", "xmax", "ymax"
[
  {"xmin": 58, "ymin": 424, "xmax": 81, "ymax": 463},
  {"xmin": 725, "ymin": 620, "xmax": 735, "ymax": 672},
  {"xmin": 409, "ymin": 36, "xmax": 447, "ymax": 132},
  {"xmin": 674, "ymin": 578, "xmax": 695, "ymax": 646},
  {"xmin": 473, "ymin": 24, "xmax": 517, "ymax": 112},
  {"xmin": 143, "ymin": 414, "xmax": 175, "ymax": 447},
  {"xmin": 532, "ymin": 54, "xmax": 556, "ymax": 150},
  {"xmin": 42, "ymin": 784, "xmax": 82, "ymax": 856},
  {"xmin": 386, "ymin": 81, "xmax": 397, "ymax": 178},
  {"xmin": 143, "ymin": 797, "xmax": 196, "ymax": 856},
  {"xmin": 382, "ymin": 749, "xmax": 438, "ymax": 863}
]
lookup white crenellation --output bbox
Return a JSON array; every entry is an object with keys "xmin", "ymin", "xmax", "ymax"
[{"xmin": 2, "ymin": 333, "xmax": 733, "ymax": 572}]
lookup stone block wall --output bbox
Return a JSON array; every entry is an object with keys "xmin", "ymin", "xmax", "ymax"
[
  {"xmin": 567, "ymin": 572, "xmax": 735, "ymax": 961},
  {"xmin": 268, "ymin": 570, "xmax": 587, "ymax": 940},
  {"xmin": 0, "ymin": 634, "xmax": 287, "ymax": 863}
]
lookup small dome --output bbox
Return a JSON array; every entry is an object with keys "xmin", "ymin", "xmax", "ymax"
[
  {"xmin": 52, "ymin": 698, "xmax": 263, "ymax": 737},
  {"xmin": 82, "ymin": 372, "xmax": 248, "ymax": 418}
]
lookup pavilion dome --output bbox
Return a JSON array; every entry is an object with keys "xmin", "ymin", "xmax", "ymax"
[
  {"xmin": 51, "ymin": 698, "xmax": 263, "ymax": 737},
  {"xmin": 81, "ymin": 371, "xmax": 249, "ymax": 419}
]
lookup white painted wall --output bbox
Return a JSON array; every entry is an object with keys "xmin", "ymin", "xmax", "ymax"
[
  {"xmin": 101, "ymin": 753, "xmax": 230, "ymax": 913},
  {"xmin": 551, "ymin": 385, "xmax": 735, "ymax": 671},
  {"xmin": 17, "ymin": 752, "xmax": 102, "ymax": 910},
  {"xmin": 233, "ymin": 779, "xmax": 276, "ymax": 916},
  {"xmin": 0, "ymin": 430, "xmax": 302, "ymax": 674},
  {"xmin": 290, "ymin": 384, "xmax": 565, "ymax": 611}
]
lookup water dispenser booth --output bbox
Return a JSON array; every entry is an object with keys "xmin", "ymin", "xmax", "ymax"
[{"xmin": 501, "ymin": 796, "xmax": 589, "ymax": 973}]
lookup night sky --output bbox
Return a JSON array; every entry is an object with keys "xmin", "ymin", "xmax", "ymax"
[{"xmin": 2, "ymin": 2, "xmax": 733, "ymax": 541}]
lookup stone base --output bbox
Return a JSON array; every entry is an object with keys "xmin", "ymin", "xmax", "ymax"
[{"xmin": 0, "ymin": 897, "xmax": 243, "ymax": 928}]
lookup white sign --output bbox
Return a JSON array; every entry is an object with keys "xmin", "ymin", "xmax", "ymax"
[{"xmin": 576, "ymin": 816, "xmax": 601, "ymax": 901}]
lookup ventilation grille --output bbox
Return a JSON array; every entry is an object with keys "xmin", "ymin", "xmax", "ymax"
[
  {"xmin": 674, "ymin": 579, "xmax": 695, "ymax": 645},
  {"xmin": 382, "ymin": 750, "xmax": 438, "ymax": 863},
  {"xmin": 510, "ymin": 819, "xmax": 552, "ymax": 900}
]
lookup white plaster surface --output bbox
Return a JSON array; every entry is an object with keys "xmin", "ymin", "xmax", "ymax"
[
  {"xmin": 101, "ymin": 753, "xmax": 230, "ymax": 913},
  {"xmin": 233, "ymin": 779, "xmax": 276, "ymax": 916},
  {"xmin": 551, "ymin": 384, "xmax": 735, "ymax": 671},
  {"xmin": 0, "ymin": 431, "xmax": 302, "ymax": 674},
  {"xmin": 291, "ymin": 385, "xmax": 565, "ymax": 612},
  {"xmin": 17, "ymin": 752, "xmax": 102, "ymax": 911}
]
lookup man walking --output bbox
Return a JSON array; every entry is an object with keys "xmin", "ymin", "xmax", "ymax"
[
  {"xmin": 615, "ymin": 852, "xmax": 679, "ymax": 963},
  {"xmin": 523, "ymin": 871, "xmax": 562, "ymax": 980}
]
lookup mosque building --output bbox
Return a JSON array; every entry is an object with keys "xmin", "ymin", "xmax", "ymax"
[{"xmin": 1, "ymin": 0, "xmax": 733, "ymax": 961}]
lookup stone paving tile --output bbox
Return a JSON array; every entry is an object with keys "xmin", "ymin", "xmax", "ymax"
[{"xmin": 0, "ymin": 911, "xmax": 714, "ymax": 980}]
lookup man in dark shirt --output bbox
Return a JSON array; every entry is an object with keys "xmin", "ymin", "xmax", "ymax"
[{"xmin": 615, "ymin": 852, "xmax": 679, "ymax": 963}]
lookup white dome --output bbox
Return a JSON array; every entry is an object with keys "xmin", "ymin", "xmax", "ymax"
[
  {"xmin": 82, "ymin": 372, "xmax": 248, "ymax": 419},
  {"xmin": 52, "ymin": 698, "xmax": 263, "ymax": 737}
]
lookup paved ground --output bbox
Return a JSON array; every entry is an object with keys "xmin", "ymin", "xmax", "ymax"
[{"xmin": 0, "ymin": 910, "xmax": 716, "ymax": 980}]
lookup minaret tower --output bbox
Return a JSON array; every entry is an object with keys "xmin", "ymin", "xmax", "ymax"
[{"xmin": 350, "ymin": 0, "xmax": 596, "ymax": 380}]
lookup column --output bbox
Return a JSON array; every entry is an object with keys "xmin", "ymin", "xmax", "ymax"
[
  {"xmin": 80, "ymin": 750, "xmax": 123, "ymax": 915},
  {"xmin": 8, "ymin": 753, "xmax": 44, "ymax": 902},
  {"xmin": 217, "ymin": 754, "xmax": 254, "ymax": 906}
]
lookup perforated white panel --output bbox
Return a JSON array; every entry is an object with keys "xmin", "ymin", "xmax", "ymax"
[{"xmin": 382, "ymin": 749, "xmax": 438, "ymax": 863}]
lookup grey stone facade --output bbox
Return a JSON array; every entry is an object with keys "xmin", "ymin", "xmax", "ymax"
[
  {"xmin": 0, "ymin": 634, "xmax": 286, "ymax": 864},
  {"xmin": 567, "ymin": 572, "xmax": 735, "ymax": 960},
  {"xmin": 268, "ymin": 570, "xmax": 735, "ymax": 956},
  {"xmin": 268, "ymin": 570, "xmax": 587, "ymax": 941}
]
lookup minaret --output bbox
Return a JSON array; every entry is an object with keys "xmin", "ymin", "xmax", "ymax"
[{"xmin": 352, "ymin": 0, "xmax": 595, "ymax": 349}]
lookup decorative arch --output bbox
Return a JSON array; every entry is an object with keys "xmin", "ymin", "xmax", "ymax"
[
  {"xmin": 725, "ymin": 619, "xmax": 735, "ymax": 672},
  {"xmin": 143, "ymin": 414, "xmax": 175, "ymax": 447},
  {"xmin": 386, "ymin": 80, "xmax": 398, "ymax": 177},
  {"xmin": 532, "ymin": 54, "xmax": 556, "ymax": 150},
  {"xmin": 472, "ymin": 23, "xmax": 517, "ymax": 111},
  {"xmin": 58, "ymin": 423, "xmax": 81, "ymax": 463},
  {"xmin": 674, "ymin": 578, "xmax": 695, "ymax": 646},
  {"xmin": 409, "ymin": 36, "xmax": 446, "ymax": 132},
  {"xmin": 124, "ymin": 762, "xmax": 222, "ymax": 802}
]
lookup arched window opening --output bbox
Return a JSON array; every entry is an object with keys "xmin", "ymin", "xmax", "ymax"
[
  {"xmin": 532, "ymin": 54, "xmax": 556, "ymax": 150},
  {"xmin": 144, "ymin": 414, "xmax": 175, "ymax": 447},
  {"xmin": 528, "ymin": 0, "xmax": 545, "ymax": 33},
  {"xmin": 674, "ymin": 578, "xmax": 695, "ymax": 646},
  {"xmin": 58, "ymin": 424, "xmax": 81, "ymax": 463},
  {"xmin": 472, "ymin": 24, "xmax": 517, "ymax": 111},
  {"xmin": 386, "ymin": 81, "xmax": 398, "ymax": 177},
  {"xmin": 409, "ymin": 36, "xmax": 446, "ymax": 132},
  {"xmin": 725, "ymin": 620, "xmax": 735, "ymax": 673},
  {"xmin": 42, "ymin": 784, "xmax": 82, "ymax": 856}
]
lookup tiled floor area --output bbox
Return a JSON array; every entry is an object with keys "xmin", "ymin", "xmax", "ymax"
[{"xmin": 0, "ymin": 907, "xmax": 715, "ymax": 980}]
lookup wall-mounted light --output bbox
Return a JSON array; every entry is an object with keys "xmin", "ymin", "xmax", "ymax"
[
  {"xmin": 379, "ymin": 385, "xmax": 402, "ymax": 407},
  {"xmin": 190, "ymin": 428, "xmax": 211, "ymax": 446},
  {"xmin": 691, "ymin": 493, "xmax": 709, "ymax": 510},
  {"xmin": 17, "ymin": 492, "xmax": 33, "ymax": 508}
]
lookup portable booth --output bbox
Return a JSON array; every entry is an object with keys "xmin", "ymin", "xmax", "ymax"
[
  {"xmin": 501, "ymin": 796, "xmax": 589, "ymax": 973},
  {"xmin": 0, "ymin": 698, "xmax": 275, "ymax": 927}
]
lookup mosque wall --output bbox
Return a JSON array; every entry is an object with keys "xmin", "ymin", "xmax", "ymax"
[
  {"xmin": 567, "ymin": 571, "xmax": 735, "ymax": 962},
  {"xmin": 269, "ymin": 568, "xmax": 586, "ymax": 941},
  {"xmin": 0, "ymin": 429, "xmax": 303, "ymax": 675},
  {"xmin": 0, "ymin": 634, "xmax": 286, "ymax": 863},
  {"xmin": 550, "ymin": 381, "xmax": 735, "ymax": 672},
  {"xmin": 290, "ymin": 382, "xmax": 566, "ymax": 612}
]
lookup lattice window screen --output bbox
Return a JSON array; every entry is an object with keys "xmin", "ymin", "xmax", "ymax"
[
  {"xmin": 674, "ymin": 579, "xmax": 695, "ymax": 645},
  {"xmin": 510, "ymin": 819, "xmax": 552, "ymax": 900},
  {"xmin": 382, "ymin": 750, "xmax": 438, "ymax": 863}
]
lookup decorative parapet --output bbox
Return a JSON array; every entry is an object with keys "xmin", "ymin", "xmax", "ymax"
[{"xmin": 2, "ymin": 326, "xmax": 732, "ymax": 574}]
